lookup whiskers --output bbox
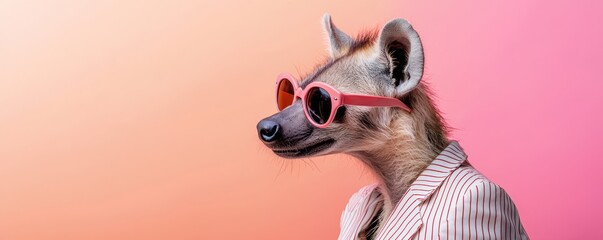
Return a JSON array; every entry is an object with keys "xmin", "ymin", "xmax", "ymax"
[{"xmin": 265, "ymin": 151, "xmax": 322, "ymax": 181}]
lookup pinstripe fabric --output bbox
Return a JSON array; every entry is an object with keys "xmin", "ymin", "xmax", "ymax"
[{"xmin": 338, "ymin": 141, "xmax": 528, "ymax": 240}]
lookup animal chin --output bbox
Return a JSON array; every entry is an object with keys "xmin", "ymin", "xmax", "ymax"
[{"xmin": 272, "ymin": 139, "xmax": 335, "ymax": 158}]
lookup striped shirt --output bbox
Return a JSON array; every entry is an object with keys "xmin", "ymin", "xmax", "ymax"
[{"xmin": 338, "ymin": 141, "xmax": 528, "ymax": 240}]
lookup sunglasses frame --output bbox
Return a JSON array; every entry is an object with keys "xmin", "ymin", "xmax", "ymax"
[{"xmin": 275, "ymin": 73, "xmax": 411, "ymax": 128}]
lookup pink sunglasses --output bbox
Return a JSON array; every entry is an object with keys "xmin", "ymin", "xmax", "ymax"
[{"xmin": 275, "ymin": 73, "xmax": 411, "ymax": 128}]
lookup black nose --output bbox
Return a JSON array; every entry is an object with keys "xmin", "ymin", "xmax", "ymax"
[{"xmin": 257, "ymin": 119, "xmax": 281, "ymax": 142}]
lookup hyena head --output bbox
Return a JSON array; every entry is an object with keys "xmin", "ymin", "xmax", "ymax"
[{"xmin": 257, "ymin": 15, "xmax": 448, "ymax": 163}]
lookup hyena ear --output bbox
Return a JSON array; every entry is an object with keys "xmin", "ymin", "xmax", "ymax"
[
  {"xmin": 322, "ymin": 14, "xmax": 353, "ymax": 59},
  {"xmin": 378, "ymin": 18, "xmax": 424, "ymax": 95}
]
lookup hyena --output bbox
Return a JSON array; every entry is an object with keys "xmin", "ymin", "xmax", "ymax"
[{"xmin": 256, "ymin": 14, "xmax": 528, "ymax": 240}]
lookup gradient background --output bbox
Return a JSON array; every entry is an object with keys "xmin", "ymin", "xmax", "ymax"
[{"xmin": 1, "ymin": 0, "xmax": 602, "ymax": 239}]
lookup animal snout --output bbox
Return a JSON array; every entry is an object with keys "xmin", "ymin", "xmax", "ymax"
[{"xmin": 257, "ymin": 119, "xmax": 281, "ymax": 143}]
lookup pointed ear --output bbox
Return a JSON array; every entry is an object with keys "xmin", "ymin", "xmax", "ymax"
[
  {"xmin": 378, "ymin": 19, "xmax": 424, "ymax": 95},
  {"xmin": 322, "ymin": 14, "xmax": 353, "ymax": 59}
]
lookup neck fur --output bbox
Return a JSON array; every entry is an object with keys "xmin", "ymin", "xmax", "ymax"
[{"xmin": 350, "ymin": 83, "xmax": 449, "ymax": 221}]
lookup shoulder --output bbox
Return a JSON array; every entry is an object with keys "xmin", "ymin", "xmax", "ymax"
[
  {"xmin": 441, "ymin": 165, "xmax": 516, "ymax": 210},
  {"xmin": 441, "ymin": 164, "xmax": 492, "ymax": 198},
  {"xmin": 441, "ymin": 165, "xmax": 529, "ymax": 239}
]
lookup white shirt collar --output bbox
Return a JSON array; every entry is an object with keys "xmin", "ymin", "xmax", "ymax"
[{"xmin": 339, "ymin": 141, "xmax": 468, "ymax": 239}]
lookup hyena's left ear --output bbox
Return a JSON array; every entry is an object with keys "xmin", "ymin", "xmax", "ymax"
[
  {"xmin": 378, "ymin": 19, "xmax": 424, "ymax": 95},
  {"xmin": 322, "ymin": 14, "xmax": 353, "ymax": 59}
]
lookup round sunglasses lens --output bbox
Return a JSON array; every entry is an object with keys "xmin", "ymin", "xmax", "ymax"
[
  {"xmin": 277, "ymin": 79, "xmax": 295, "ymax": 110},
  {"xmin": 306, "ymin": 87, "xmax": 332, "ymax": 125}
]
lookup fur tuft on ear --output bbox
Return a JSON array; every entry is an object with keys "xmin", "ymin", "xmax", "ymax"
[
  {"xmin": 378, "ymin": 19, "xmax": 424, "ymax": 96},
  {"xmin": 322, "ymin": 13, "xmax": 353, "ymax": 59}
]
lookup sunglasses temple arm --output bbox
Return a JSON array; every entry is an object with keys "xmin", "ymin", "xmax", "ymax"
[{"xmin": 342, "ymin": 94, "xmax": 411, "ymax": 112}]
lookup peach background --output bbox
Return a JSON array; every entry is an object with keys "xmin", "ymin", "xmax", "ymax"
[{"xmin": 1, "ymin": 0, "xmax": 602, "ymax": 239}]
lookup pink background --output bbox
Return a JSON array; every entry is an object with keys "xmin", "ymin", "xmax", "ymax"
[
  {"xmin": 1, "ymin": 0, "xmax": 602, "ymax": 239},
  {"xmin": 404, "ymin": 1, "xmax": 603, "ymax": 239}
]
